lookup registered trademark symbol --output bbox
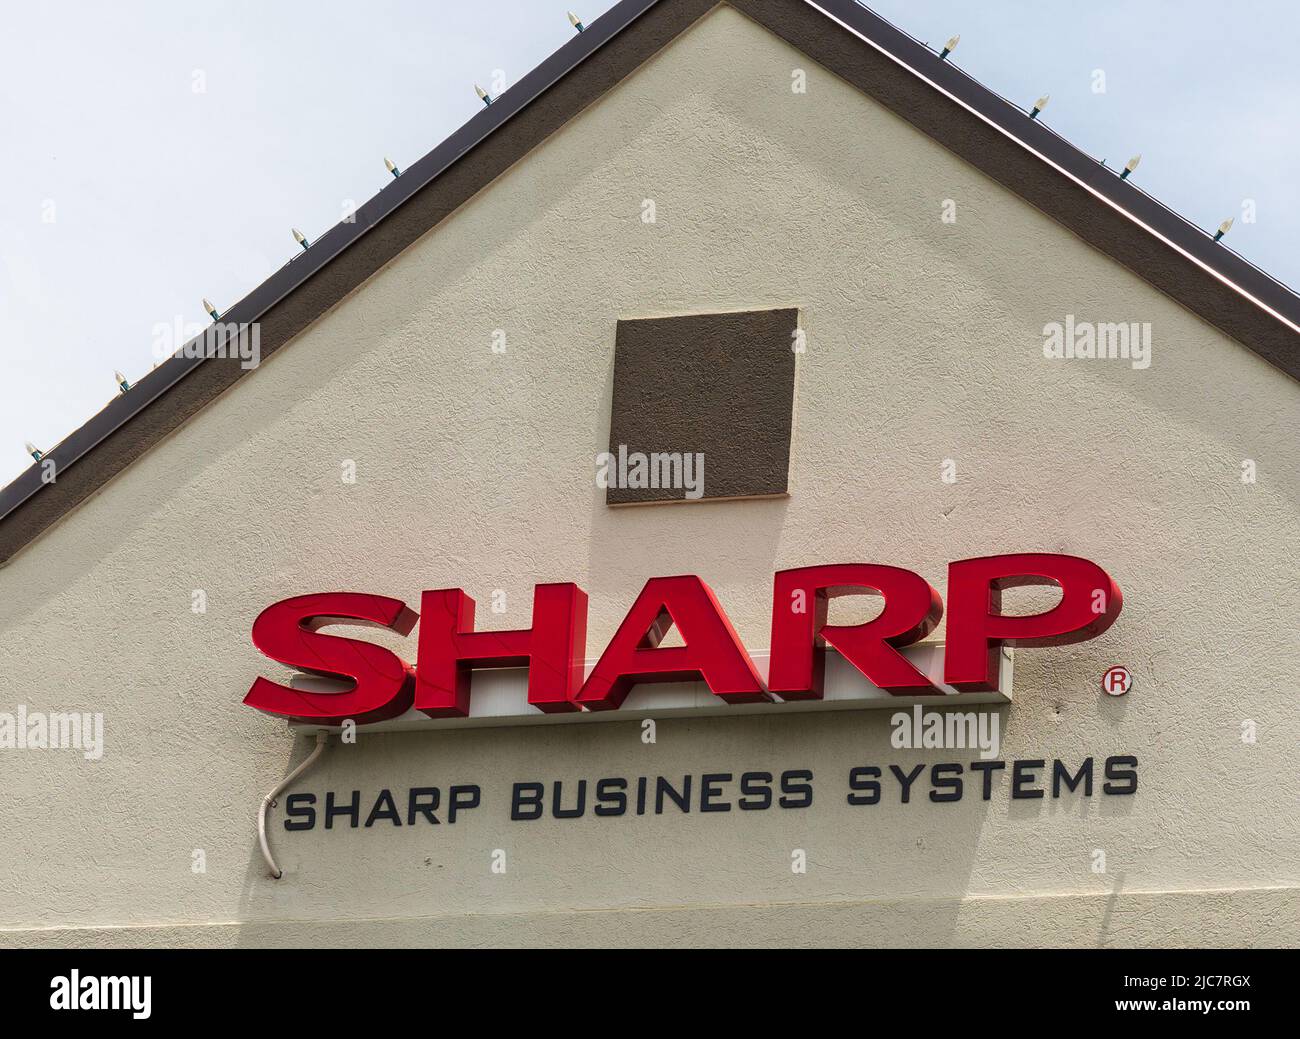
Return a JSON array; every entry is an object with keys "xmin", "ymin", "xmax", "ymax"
[{"xmin": 1101, "ymin": 665, "xmax": 1132, "ymax": 696}]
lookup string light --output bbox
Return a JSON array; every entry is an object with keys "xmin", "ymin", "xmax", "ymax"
[
  {"xmin": 292, "ymin": 228, "xmax": 310, "ymax": 251},
  {"xmin": 1029, "ymin": 94, "xmax": 1049, "ymax": 120},
  {"xmin": 1213, "ymin": 218, "xmax": 1233, "ymax": 243},
  {"xmin": 568, "ymin": 11, "xmax": 585, "ymax": 33},
  {"xmin": 203, "ymin": 298, "xmax": 221, "ymax": 321},
  {"xmin": 1120, "ymin": 154, "xmax": 1141, "ymax": 181},
  {"xmin": 475, "ymin": 84, "xmax": 493, "ymax": 107},
  {"xmin": 385, "ymin": 157, "xmax": 401, "ymax": 179},
  {"xmin": 24, "ymin": 442, "xmax": 43, "ymax": 462},
  {"xmin": 939, "ymin": 34, "xmax": 959, "ymax": 60},
  {"xmin": 115, "ymin": 371, "xmax": 132, "ymax": 394}
]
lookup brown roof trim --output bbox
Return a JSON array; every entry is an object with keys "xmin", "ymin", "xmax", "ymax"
[{"xmin": 2, "ymin": 0, "xmax": 1297, "ymax": 565}]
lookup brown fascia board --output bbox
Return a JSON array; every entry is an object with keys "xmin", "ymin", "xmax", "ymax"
[{"xmin": 1, "ymin": 0, "xmax": 1297, "ymax": 566}]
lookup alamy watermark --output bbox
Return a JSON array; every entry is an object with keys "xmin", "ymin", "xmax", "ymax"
[
  {"xmin": 596, "ymin": 444, "xmax": 705, "ymax": 500},
  {"xmin": 891, "ymin": 705, "xmax": 1000, "ymax": 759},
  {"xmin": 50, "ymin": 971, "xmax": 150, "ymax": 1019},
  {"xmin": 0, "ymin": 706, "xmax": 104, "ymax": 760},
  {"xmin": 151, "ymin": 317, "xmax": 261, "ymax": 369},
  {"xmin": 1042, "ymin": 315, "xmax": 1151, "ymax": 370}
]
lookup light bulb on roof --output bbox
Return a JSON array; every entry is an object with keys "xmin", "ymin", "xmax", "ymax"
[
  {"xmin": 1120, "ymin": 154, "xmax": 1141, "ymax": 181},
  {"xmin": 292, "ymin": 228, "xmax": 310, "ymax": 250},
  {"xmin": 939, "ymin": 34, "xmax": 959, "ymax": 60},
  {"xmin": 25, "ymin": 441, "xmax": 43, "ymax": 462},
  {"xmin": 385, "ymin": 156, "xmax": 401, "ymax": 179},
  {"xmin": 475, "ymin": 84, "xmax": 493, "ymax": 106},
  {"xmin": 568, "ymin": 11, "xmax": 585, "ymax": 33},
  {"xmin": 115, "ymin": 371, "xmax": 131, "ymax": 393},
  {"xmin": 203, "ymin": 298, "xmax": 221, "ymax": 321},
  {"xmin": 1213, "ymin": 218, "xmax": 1233, "ymax": 242},
  {"xmin": 1029, "ymin": 94, "xmax": 1049, "ymax": 120}
]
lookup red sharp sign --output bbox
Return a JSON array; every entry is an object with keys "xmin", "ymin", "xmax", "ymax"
[{"xmin": 243, "ymin": 553, "xmax": 1122, "ymax": 725}]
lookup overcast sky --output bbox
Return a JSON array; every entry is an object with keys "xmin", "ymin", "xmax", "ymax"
[{"xmin": 2, "ymin": 0, "xmax": 1297, "ymax": 487}]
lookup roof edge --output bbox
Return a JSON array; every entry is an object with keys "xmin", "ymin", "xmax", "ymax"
[
  {"xmin": 0, "ymin": 0, "xmax": 672, "ymax": 527},
  {"xmin": 1, "ymin": 0, "xmax": 1297, "ymax": 566}
]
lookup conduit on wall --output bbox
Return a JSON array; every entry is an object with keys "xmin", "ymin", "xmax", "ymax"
[{"xmin": 258, "ymin": 731, "xmax": 329, "ymax": 879}]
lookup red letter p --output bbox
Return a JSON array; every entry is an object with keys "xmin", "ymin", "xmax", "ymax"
[{"xmin": 945, "ymin": 553, "xmax": 1122, "ymax": 691}]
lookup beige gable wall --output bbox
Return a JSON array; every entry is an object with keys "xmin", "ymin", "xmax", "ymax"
[{"xmin": 1, "ymin": 5, "xmax": 1296, "ymax": 946}]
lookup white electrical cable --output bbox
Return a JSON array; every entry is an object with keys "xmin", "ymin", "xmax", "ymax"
[{"xmin": 258, "ymin": 731, "xmax": 329, "ymax": 879}]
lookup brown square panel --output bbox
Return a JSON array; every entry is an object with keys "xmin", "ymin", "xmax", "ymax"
[{"xmin": 606, "ymin": 308, "xmax": 798, "ymax": 505}]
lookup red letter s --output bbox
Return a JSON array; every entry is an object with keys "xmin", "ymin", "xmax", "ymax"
[{"xmin": 243, "ymin": 593, "xmax": 418, "ymax": 725}]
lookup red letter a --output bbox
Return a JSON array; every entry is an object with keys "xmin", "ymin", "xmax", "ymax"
[{"xmin": 576, "ymin": 575, "xmax": 767, "ymax": 711}]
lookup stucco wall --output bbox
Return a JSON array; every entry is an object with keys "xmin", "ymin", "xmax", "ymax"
[{"xmin": 1, "ymin": 5, "xmax": 1296, "ymax": 947}]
